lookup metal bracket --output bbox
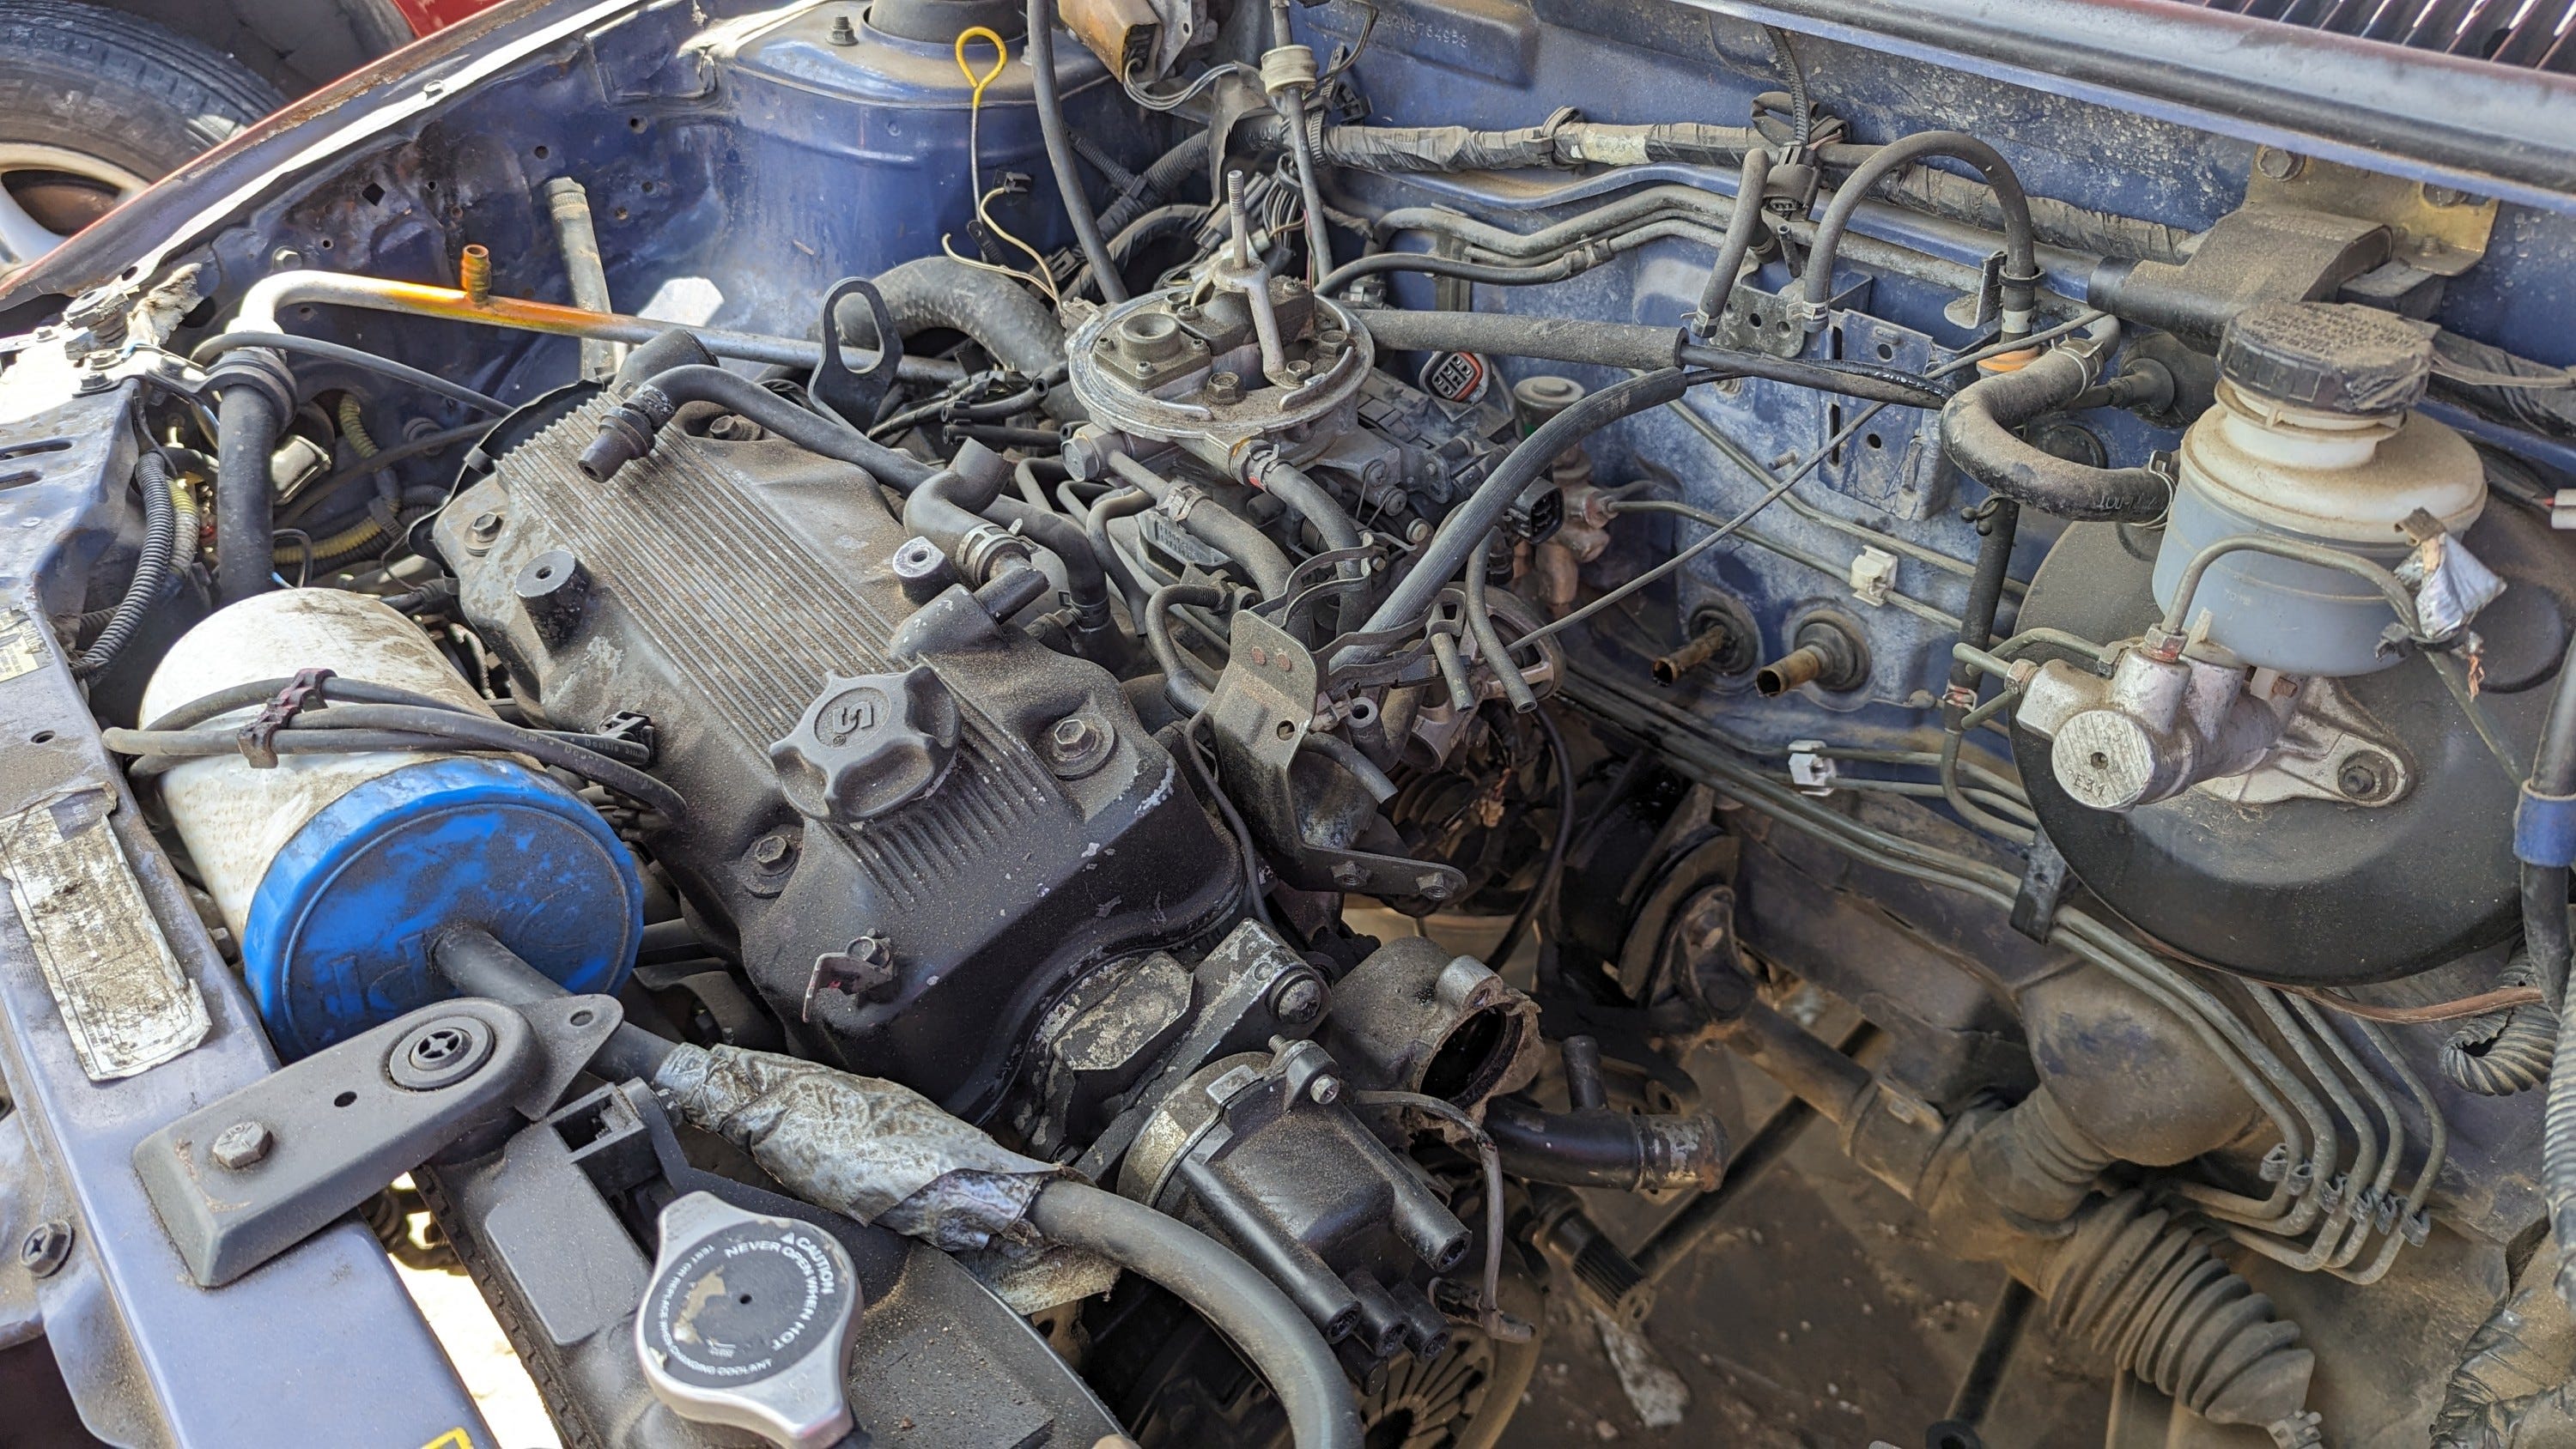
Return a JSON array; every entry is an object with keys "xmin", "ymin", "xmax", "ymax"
[
  {"xmin": 1204, "ymin": 611, "xmax": 1466, "ymax": 905},
  {"xmin": 131, "ymin": 993, "xmax": 616, "ymax": 1286},
  {"xmin": 2245, "ymin": 149, "xmax": 2500, "ymax": 276},
  {"xmin": 809, "ymin": 276, "xmax": 903, "ymax": 427}
]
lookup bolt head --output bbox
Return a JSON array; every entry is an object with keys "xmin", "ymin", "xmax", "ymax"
[
  {"xmin": 2255, "ymin": 147, "xmax": 2304, "ymax": 180},
  {"xmin": 1270, "ymin": 973, "xmax": 1324, "ymax": 1025},
  {"xmin": 2422, "ymin": 184, "xmax": 2472, "ymax": 208},
  {"xmin": 1307, "ymin": 1075, "xmax": 1340, "ymax": 1106},
  {"xmin": 2336, "ymin": 752, "xmax": 2393, "ymax": 802},
  {"xmin": 210, "ymin": 1120, "xmax": 275, "ymax": 1171},
  {"xmin": 18, "ymin": 1222, "xmax": 71, "ymax": 1277},
  {"xmin": 466, "ymin": 510, "xmax": 504, "ymax": 545},
  {"xmin": 752, "ymin": 834, "xmax": 793, "ymax": 868}
]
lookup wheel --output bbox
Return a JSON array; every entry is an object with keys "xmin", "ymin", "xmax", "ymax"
[{"xmin": 0, "ymin": 0, "xmax": 285, "ymax": 264}]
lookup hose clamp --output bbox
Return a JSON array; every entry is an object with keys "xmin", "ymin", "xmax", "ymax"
[
  {"xmin": 238, "ymin": 668, "xmax": 336, "ymax": 769},
  {"xmin": 1160, "ymin": 482, "xmax": 1208, "ymax": 522},
  {"xmin": 1779, "ymin": 294, "xmax": 1832, "ymax": 335}
]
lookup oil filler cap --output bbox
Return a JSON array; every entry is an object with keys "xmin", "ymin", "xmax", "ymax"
[
  {"xmin": 2217, "ymin": 300, "xmax": 2434, "ymax": 417},
  {"xmin": 636, "ymin": 1192, "xmax": 865, "ymax": 1449},
  {"xmin": 769, "ymin": 666, "xmax": 959, "ymax": 824}
]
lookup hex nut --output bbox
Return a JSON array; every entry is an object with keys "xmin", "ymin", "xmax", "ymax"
[{"xmin": 210, "ymin": 1120, "xmax": 275, "ymax": 1171}]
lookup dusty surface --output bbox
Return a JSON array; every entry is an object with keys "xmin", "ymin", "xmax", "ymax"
[
  {"xmin": 400, "ymin": 909, "xmax": 2121, "ymax": 1447},
  {"xmin": 1492, "ymin": 1042, "xmax": 2115, "ymax": 1448}
]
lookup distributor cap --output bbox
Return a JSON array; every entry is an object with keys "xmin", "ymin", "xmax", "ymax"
[{"xmin": 2217, "ymin": 301, "xmax": 2434, "ymax": 417}]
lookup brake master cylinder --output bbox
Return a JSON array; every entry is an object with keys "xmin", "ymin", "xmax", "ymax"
[
  {"xmin": 138, "ymin": 590, "xmax": 641, "ymax": 1058},
  {"xmin": 2151, "ymin": 300, "xmax": 2485, "ymax": 676},
  {"xmin": 2019, "ymin": 302, "xmax": 2494, "ymax": 811}
]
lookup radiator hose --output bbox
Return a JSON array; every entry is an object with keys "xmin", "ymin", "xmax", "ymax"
[{"xmin": 1028, "ymin": 1181, "xmax": 1363, "ymax": 1449}]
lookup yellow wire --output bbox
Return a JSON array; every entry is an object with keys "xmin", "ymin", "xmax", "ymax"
[{"xmin": 948, "ymin": 26, "xmax": 1061, "ymax": 306}]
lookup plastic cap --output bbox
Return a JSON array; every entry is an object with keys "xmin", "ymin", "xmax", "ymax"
[{"xmin": 2218, "ymin": 301, "xmax": 2433, "ymax": 416}]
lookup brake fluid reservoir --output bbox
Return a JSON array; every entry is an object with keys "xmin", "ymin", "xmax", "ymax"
[
  {"xmin": 2151, "ymin": 301, "xmax": 2482, "ymax": 676},
  {"xmin": 139, "ymin": 590, "xmax": 641, "ymax": 1058}
]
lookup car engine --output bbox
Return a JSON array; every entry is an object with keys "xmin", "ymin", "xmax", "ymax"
[{"xmin": 5, "ymin": 1, "xmax": 2576, "ymax": 1446}]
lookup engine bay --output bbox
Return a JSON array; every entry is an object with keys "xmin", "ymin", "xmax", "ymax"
[{"xmin": 5, "ymin": 0, "xmax": 2576, "ymax": 1444}]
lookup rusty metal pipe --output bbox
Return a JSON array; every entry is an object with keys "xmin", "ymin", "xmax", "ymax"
[
  {"xmin": 229, "ymin": 270, "xmax": 963, "ymax": 383},
  {"xmin": 1653, "ymin": 615, "xmax": 1747, "ymax": 684}
]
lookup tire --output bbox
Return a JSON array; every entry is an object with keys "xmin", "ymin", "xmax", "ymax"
[{"xmin": 0, "ymin": 0, "xmax": 286, "ymax": 264}]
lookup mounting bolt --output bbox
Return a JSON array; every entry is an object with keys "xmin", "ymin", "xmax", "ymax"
[
  {"xmin": 1269, "ymin": 973, "xmax": 1324, "ymax": 1025},
  {"xmin": 1203, "ymin": 372, "xmax": 1243, "ymax": 406},
  {"xmin": 18, "ymin": 1221, "xmax": 72, "ymax": 1278},
  {"xmin": 210, "ymin": 1120, "xmax": 275, "ymax": 1171},
  {"xmin": 465, "ymin": 510, "xmax": 505, "ymax": 553},
  {"xmin": 1044, "ymin": 713, "xmax": 1112, "ymax": 779},
  {"xmin": 2254, "ymin": 147, "xmax": 2304, "ymax": 181},
  {"xmin": 828, "ymin": 12, "xmax": 859, "ymax": 42},
  {"xmin": 2336, "ymin": 751, "xmax": 2395, "ymax": 803},
  {"xmin": 2422, "ymin": 183, "xmax": 2473, "ymax": 208},
  {"xmin": 751, "ymin": 833, "xmax": 793, "ymax": 868},
  {"xmin": 1331, "ymin": 861, "xmax": 1369, "ymax": 888},
  {"xmin": 1307, "ymin": 1074, "xmax": 1341, "ymax": 1106}
]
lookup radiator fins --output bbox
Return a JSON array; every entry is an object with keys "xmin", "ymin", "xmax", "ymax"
[{"xmin": 2042, "ymin": 1191, "xmax": 2316, "ymax": 1431}]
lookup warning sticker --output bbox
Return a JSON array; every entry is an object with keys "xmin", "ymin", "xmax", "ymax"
[
  {"xmin": 0, "ymin": 790, "xmax": 208, "ymax": 1080},
  {"xmin": 0, "ymin": 608, "xmax": 48, "ymax": 682}
]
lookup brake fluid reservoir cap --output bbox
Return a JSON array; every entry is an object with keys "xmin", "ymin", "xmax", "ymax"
[
  {"xmin": 2218, "ymin": 301, "xmax": 2434, "ymax": 417},
  {"xmin": 638, "ymin": 1193, "xmax": 863, "ymax": 1449}
]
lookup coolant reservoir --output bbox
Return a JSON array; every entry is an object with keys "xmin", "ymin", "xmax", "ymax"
[
  {"xmin": 2151, "ymin": 301, "xmax": 2482, "ymax": 676},
  {"xmin": 139, "ymin": 590, "xmax": 641, "ymax": 1058}
]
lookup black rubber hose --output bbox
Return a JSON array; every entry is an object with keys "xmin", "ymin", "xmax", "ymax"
[
  {"xmin": 1942, "ymin": 500, "xmax": 2020, "ymax": 728},
  {"xmin": 1108, "ymin": 455, "xmax": 1294, "ymax": 599},
  {"xmin": 1675, "ymin": 343, "xmax": 1951, "ymax": 408},
  {"xmin": 1026, "ymin": 0, "xmax": 1127, "ymax": 305},
  {"xmin": 1321, "ymin": 249, "xmax": 1585, "ymax": 296},
  {"xmin": 1352, "ymin": 307, "xmax": 1950, "ymax": 408},
  {"xmin": 296, "ymin": 422, "xmax": 489, "ymax": 505},
  {"xmin": 1692, "ymin": 148, "xmax": 1772, "ymax": 331},
  {"xmin": 1027, "ymin": 1181, "xmax": 1361, "ymax": 1449},
  {"xmin": 985, "ymin": 495, "xmax": 1109, "ymax": 624},
  {"xmin": 1097, "ymin": 132, "xmax": 1212, "ymax": 239},
  {"xmin": 1807, "ymin": 131, "xmax": 2039, "ymax": 345},
  {"xmin": 1351, "ymin": 307, "xmax": 1680, "ymax": 370},
  {"xmin": 1482, "ymin": 1098, "xmax": 1728, "ymax": 1192},
  {"xmin": 73, "ymin": 452, "xmax": 178, "ymax": 678},
  {"xmin": 598, "ymin": 364, "xmax": 934, "ymax": 491},
  {"xmin": 612, "ymin": 328, "xmax": 719, "ymax": 393},
  {"xmin": 431, "ymin": 925, "xmax": 676, "ymax": 1083},
  {"xmin": 112, "ymin": 706, "xmax": 687, "ymax": 819},
  {"xmin": 1088, "ymin": 483, "xmax": 1153, "ymax": 621},
  {"xmin": 831, "ymin": 256, "xmax": 1070, "ymax": 387},
  {"xmin": 214, "ymin": 385, "xmax": 285, "ymax": 605},
  {"xmin": 142, "ymin": 674, "xmax": 468, "ymax": 733},
  {"xmin": 2538, "ymin": 634, "xmax": 2576, "ymax": 1309},
  {"xmin": 193, "ymin": 332, "xmax": 507, "ymax": 415},
  {"xmin": 1256, "ymin": 460, "xmax": 1363, "ymax": 553},
  {"xmin": 1354, "ymin": 370, "xmax": 1706, "ymax": 649},
  {"xmin": 1489, "ymin": 704, "xmax": 1575, "ymax": 967},
  {"xmin": 1940, "ymin": 349, "xmax": 2168, "ymax": 522},
  {"xmin": 1147, "ymin": 583, "xmax": 1226, "ymax": 717}
]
